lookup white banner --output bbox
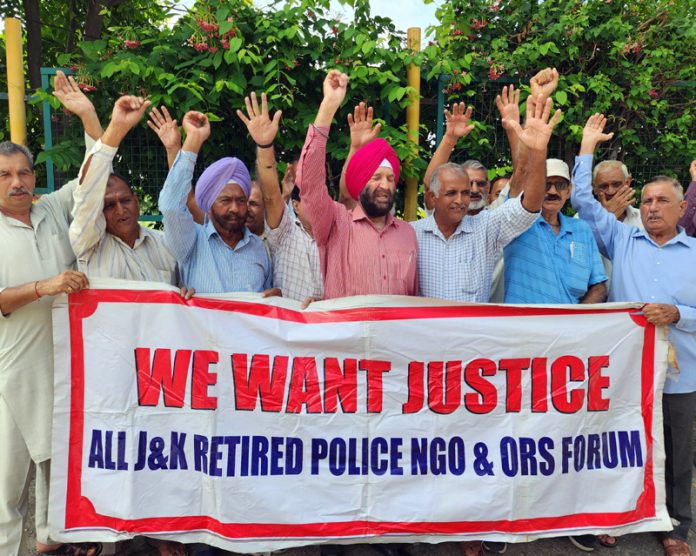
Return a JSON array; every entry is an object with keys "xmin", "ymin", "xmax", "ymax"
[{"xmin": 50, "ymin": 281, "xmax": 671, "ymax": 552}]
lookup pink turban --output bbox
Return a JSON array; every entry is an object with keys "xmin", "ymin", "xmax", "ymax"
[
  {"xmin": 194, "ymin": 157, "xmax": 252, "ymax": 213},
  {"xmin": 345, "ymin": 138, "xmax": 401, "ymax": 200}
]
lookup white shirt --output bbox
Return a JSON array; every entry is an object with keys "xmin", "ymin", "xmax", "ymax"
[{"xmin": 70, "ymin": 140, "xmax": 177, "ymax": 285}]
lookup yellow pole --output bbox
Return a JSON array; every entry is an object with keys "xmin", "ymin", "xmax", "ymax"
[
  {"xmin": 5, "ymin": 17, "xmax": 27, "ymax": 146},
  {"xmin": 404, "ymin": 27, "xmax": 421, "ymax": 222}
]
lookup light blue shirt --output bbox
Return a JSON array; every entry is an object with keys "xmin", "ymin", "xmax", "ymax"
[
  {"xmin": 158, "ymin": 151, "xmax": 271, "ymax": 294},
  {"xmin": 504, "ymin": 212, "xmax": 607, "ymax": 304},
  {"xmin": 571, "ymin": 154, "xmax": 696, "ymax": 394}
]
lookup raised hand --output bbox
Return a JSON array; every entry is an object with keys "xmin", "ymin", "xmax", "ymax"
[
  {"xmin": 322, "ymin": 70, "xmax": 349, "ymax": 108},
  {"xmin": 581, "ymin": 113, "xmax": 614, "ymax": 153},
  {"xmin": 182, "ymin": 111, "xmax": 211, "ymax": 149},
  {"xmin": 348, "ymin": 102, "xmax": 382, "ymax": 150},
  {"xmin": 282, "ymin": 161, "xmax": 297, "ymax": 200},
  {"xmin": 147, "ymin": 106, "xmax": 181, "ymax": 151},
  {"xmin": 110, "ymin": 95, "xmax": 151, "ymax": 131},
  {"xmin": 443, "ymin": 102, "xmax": 474, "ymax": 142},
  {"xmin": 495, "ymin": 85, "xmax": 520, "ymax": 126},
  {"xmin": 530, "ymin": 67, "xmax": 559, "ymax": 99},
  {"xmin": 689, "ymin": 160, "xmax": 696, "ymax": 182},
  {"xmin": 53, "ymin": 70, "xmax": 96, "ymax": 119},
  {"xmin": 236, "ymin": 92, "xmax": 282, "ymax": 147},
  {"xmin": 504, "ymin": 95, "xmax": 561, "ymax": 152},
  {"xmin": 600, "ymin": 183, "xmax": 636, "ymax": 219}
]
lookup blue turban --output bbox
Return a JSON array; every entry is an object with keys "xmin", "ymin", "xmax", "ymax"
[{"xmin": 194, "ymin": 157, "xmax": 252, "ymax": 213}]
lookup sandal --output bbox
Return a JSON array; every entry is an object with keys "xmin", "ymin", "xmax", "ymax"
[
  {"xmin": 597, "ymin": 534, "xmax": 618, "ymax": 548},
  {"xmin": 663, "ymin": 538, "xmax": 692, "ymax": 556},
  {"xmin": 460, "ymin": 540, "xmax": 483, "ymax": 556},
  {"xmin": 38, "ymin": 543, "xmax": 103, "ymax": 556}
]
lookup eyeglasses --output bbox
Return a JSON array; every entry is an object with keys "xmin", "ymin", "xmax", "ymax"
[
  {"xmin": 545, "ymin": 179, "xmax": 570, "ymax": 191},
  {"xmin": 469, "ymin": 180, "xmax": 490, "ymax": 188}
]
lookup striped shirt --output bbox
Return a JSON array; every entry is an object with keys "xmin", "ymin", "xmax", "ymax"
[
  {"xmin": 296, "ymin": 125, "xmax": 418, "ymax": 299},
  {"xmin": 504, "ymin": 212, "xmax": 607, "ymax": 304},
  {"xmin": 158, "ymin": 151, "xmax": 272, "ymax": 294},
  {"xmin": 69, "ymin": 140, "xmax": 177, "ymax": 285},
  {"xmin": 266, "ymin": 203, "xmax": 323, "ymax": 301},
  {"xmin": 412, "ymin": 195, "xmax": 538, "ymax": 302}
]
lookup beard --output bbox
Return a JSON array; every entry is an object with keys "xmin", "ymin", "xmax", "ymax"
[
  {"xmin": 360, "ymin": 187, "xmax": 394, "ymax": 218},
  {"xmin": 468, "ymin": 197, "xmax": 487, "ymax": 211},
  {"xmin": 211, "ymin": 210, "xmax": 245, "ymax": 235}
]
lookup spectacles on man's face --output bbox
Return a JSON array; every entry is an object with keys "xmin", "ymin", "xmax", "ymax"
[
  {"xmin": 469, "ymin": 179, "xmax": 490, "ymax": 189},
  {"xmin": 545, "ymin": 179, "xmax": 570, "ymax": 192}
]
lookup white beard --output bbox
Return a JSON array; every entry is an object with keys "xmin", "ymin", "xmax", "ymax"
[{"xmin": 469, "ymin": 198, "xmax": 488, "ymax": 211}]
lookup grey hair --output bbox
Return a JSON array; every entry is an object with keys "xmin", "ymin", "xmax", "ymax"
[
  {"xmin": 430, "ymin": 163, "xmax": 469, "ymax": 197},
  {"xmin": 592, "ymin": 160, "xmax": 629, "ymax": 181},
  {"xmin": 461, "ymin": 159, "xmax": 488, "ymax": 174},
  {"xmin": 0, "ymin": 141, "xmax": 34, "ymax": 169},
  {"xmin": 643, "ymin": 175, "xmax": 684, "ymax": 201}
]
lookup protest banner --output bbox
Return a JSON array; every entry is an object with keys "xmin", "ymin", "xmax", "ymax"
[{"xmin": 50, "ymin": 282, "xmax": 671, "ymax": 552}]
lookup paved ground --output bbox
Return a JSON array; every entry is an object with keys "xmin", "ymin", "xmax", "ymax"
[{"xmin": 22, "ymin": 474, "xmax": 696, "ymax": 555}]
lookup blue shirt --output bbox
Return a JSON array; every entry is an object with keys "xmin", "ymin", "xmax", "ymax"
[
  {"xmin": 158, "ymin": 151, "xmax": 272, "ymax": 294},
  {"xmin": 504, "ymin": 212, "xmax": 607, "ymax": 304},
  {"xmin": 571, "ymin": 154, "xmax": 696, "ymax": 394}
]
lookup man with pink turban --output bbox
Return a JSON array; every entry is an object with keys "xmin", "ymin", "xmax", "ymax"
[
  {"xmin": 296, "ymin": 70, "xmax": 418, "ymax": 299},
  {"xmin": 158, "ymin": 110, "xmax": 271, "ymax": 294}
]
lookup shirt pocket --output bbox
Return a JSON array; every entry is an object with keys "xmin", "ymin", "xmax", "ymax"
[
  {"xmin": 45, "ymin": 230, "xmax": 76, "ymax": 271},
  {"xmin": 386, "ymin": 247, "xmax": 416, "ymax": 295},
  {"xmin": 564, "ymin": 242, "xmax": 592, "ymax": 300}
]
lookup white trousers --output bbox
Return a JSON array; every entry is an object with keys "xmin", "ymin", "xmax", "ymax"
[{"xmin": 0, "ymin": 395, "xmax": 50, "ymax": 556}]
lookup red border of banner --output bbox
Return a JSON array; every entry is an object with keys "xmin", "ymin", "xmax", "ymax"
[{"xmin": 64, "ymin": 289, "xmax": 656, "ymax": 537}]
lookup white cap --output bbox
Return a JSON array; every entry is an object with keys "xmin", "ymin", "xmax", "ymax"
[
  {"xmin": 546, "ymin": 159, "xmax": 570, "ymax": 181},
  {"xmin": 379, "ymin": 158, "xmax": 393, "ymax": 170}
]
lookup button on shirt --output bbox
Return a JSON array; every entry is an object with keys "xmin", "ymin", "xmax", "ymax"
[
  {"xmin": 266, "ymin": 203, "xmax": 323, "ymax": 302},
  {"xmin": 0, "ymin": 181, "xmax": 77, "ymax": 461},
  {"xmin": 412, "ymin": 195, "xmax": 538, "ymax": 302},
  {"xmin": 504, "ymin": 212, "xmax": 607, "ymax": 304},
  {"xmin": 70, "ymin": 140, "xmax": 178, "ymax": 285},
  {"xmin": 158, "ymin": 151, "xmax": 271, "ymax": 294},
  {"xmin": 296, "ymin": 125, "xmax": 418, "ymax": 299},
  {"xmin": 571, "ymin": 154, "xmax": 696, "ymax": 394}
]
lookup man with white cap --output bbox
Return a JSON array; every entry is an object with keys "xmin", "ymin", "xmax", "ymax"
[
  {"xmin": 158, "ymin": 111, "xmax": 271, "ymax": 294},
  {"xmin": 296, "ymin": 70, "xmax": 418, "ymax": 299},
  {"xmin": 503, "ymin": 158, "xmax": 607, "ymax": 304}
]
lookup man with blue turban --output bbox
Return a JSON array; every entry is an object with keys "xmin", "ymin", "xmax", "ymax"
[{"xmin": 158, "ymin": 111, "xmax": 272, "ymax": 294}]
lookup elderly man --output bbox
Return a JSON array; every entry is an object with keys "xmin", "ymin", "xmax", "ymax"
[
  {"xmin": 0, "ymin": 70, "xmax": 104, "ymax": 556},
  {"xmin": 158, "ymin": 111, "xmax": 272, "ymax": 294},
  {"xmin": 503, "ymin": 157, "xmax": 607, "ymax": 304},
  {"xmin": 70, "ymin": 95, "xmax": 182, "ymax": 285},
  {"xmin": 412, "ymin": 95, "xmax": 560, "ymax": 302},
  {"xmin": 296, "ymin": 70, "xmax": 418, "ymax": 298},
  {"xmin": 237, "ymin": 92, "xmax": 323, "ymax": 303},
  {"xmin": 572, "ymin": 114, "xmax": 696, "ymax": 556}
]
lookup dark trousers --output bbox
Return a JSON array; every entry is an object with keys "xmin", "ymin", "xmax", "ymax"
[{"xmin": 663, "ymin": 391, "xmax": 696, "ymax": 540}]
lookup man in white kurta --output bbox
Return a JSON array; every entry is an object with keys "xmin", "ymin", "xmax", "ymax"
[{"xmin": 0, "ymin": 143, "xmax": 90, "ymax": 555}]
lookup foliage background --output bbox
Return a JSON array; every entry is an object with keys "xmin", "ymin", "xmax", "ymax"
[{"xmin": 0, "ymin": 0, "xmax": 694, "ymax": 213}]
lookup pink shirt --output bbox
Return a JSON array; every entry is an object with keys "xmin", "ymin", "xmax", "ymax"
[{"xmin": 297, "ymin": 125, "xmax": 419, "ymax": 299}]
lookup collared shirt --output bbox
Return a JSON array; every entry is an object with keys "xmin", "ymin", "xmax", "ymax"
[
  {"xmin": 158, "ymin": 151, "xmax": 271, "ymax": 294},
  {"xmin": 0, "ymin": 180, "xmax": 77, "ymax": 461},
  {"xmin": 412, "ymin": 195, "xmax": 538, "ymax": 302},
  {"xmin": 296, "ymin": 125, "xmax": 418, "ymax": 299},
  {"xmin": 70, "ymin": 140, "xmax": 177, "ymax": 285},
  {"xmin": 265, "ymin": 203, "xmax": 323, "ymax": 302},
  {"xmin": 572, "ymin": 154, "xmax": 696, "ymax": 394},
  {"xmin": 504, "ymin": 212, "xmax": 607, "ymax": 304}
]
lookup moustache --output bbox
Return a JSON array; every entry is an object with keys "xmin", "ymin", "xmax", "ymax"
[
  {"xmin": 9, "ymin": 187, "xmax": 31, "ymax": 196},
  {"xmin": 545, "ymin": 194, "xmax": 561, "ymax": 201}
]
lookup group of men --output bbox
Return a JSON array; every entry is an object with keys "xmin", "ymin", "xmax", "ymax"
[{"xmin": 0, "ymin": 65, "xmax": 695, "ymax": 556}]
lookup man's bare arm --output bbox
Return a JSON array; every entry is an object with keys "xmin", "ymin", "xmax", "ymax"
[
  {"xmin": 580, "ymin": 282, "xmax": 607, "ymax": 304},
  {"xmin": 237, "ymin": 91, "xmax": 284, "ymax": 228},
  {"xmin": 0, "ymin": 271, "xmax": 89, "ymax": 316}
]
